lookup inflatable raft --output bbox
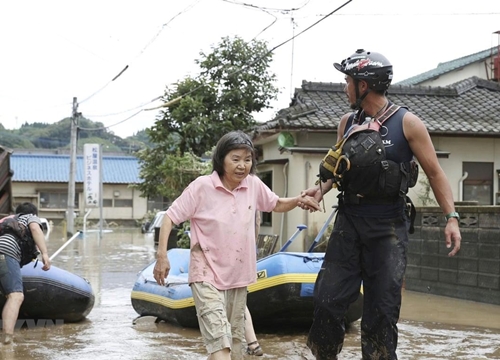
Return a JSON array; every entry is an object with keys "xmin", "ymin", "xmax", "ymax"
[
  {"xmin": 131, "ymin": 248, "xmax": 363, "ymax": 328},
  {"xmin": 0, "ymin": 261, "xmax": 95, "ymax": 323}
]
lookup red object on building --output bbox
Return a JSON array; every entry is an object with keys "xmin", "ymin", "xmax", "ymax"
[{"xmin": 494, "ymin": 56, "xmax": 500, "ymax": 81}]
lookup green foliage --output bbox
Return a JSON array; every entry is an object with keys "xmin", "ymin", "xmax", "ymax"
[
  {"xmin": 149, "ymin": 35, "xmax": 277, "ymax": 158},
  {"xmin": 138, "ymin": 35, "xmax": 277, "ymax": 200},
  {"xmin": 176, "ymin": 221, "xmax": 191, "ymax": 249},
  {"xmin": 197, "ymin": 36, "xmax": 278, "ymax": 115},
  {"xmin": 134, "ymin": 149, "xmax": 211, "ymax": 200},
  {"xmin": 309, "ymin": 223, "xmax": 334, "ymax": 252},
  {"xmin": 1, "ymin": 117, "xmax": 150, "ymax": 154},
  {"xmin": 76, "ymin": 137, "xmax": 122, "ymax": 153},
  {"xmin": 136, "ymin": 209, "xmax": 161, "ymax": 228},
  {"xmin": 0, "ymin": 132, "xmax": 35, "ymax": 149},
  {"xmin": 416, "ymin": 175, "xmax": 437, "ymax": 206}
]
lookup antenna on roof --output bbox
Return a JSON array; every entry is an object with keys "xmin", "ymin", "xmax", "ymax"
[{"xmin": 491, "ymin": 30, "xmax": 500, "ymax": 82}]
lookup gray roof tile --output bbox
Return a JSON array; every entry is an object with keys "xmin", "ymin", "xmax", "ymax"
[
  {"xmin": 255, "ymin": 77, "xmax": 500, "ymax": 137},
  {"xmin": 395, "ymin": 47, "xmax": 499, "ymax": 86}
]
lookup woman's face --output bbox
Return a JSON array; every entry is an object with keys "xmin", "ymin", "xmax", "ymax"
[{"xmin": 222, "ymin": 148, "xmax": 252, "ymax": 188}]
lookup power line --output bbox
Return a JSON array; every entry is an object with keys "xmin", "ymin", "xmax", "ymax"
[
  {"xmin": 84, "ymin": 96, "xmax": 162, "ymax": 118},
  {"xmin": 78, "ymin": 109, "xmax": 144, "ymax": 132},
  {"xmin": 222, "ymin": 0, "xmax": 311, "ymax": 13},
  {"xmin": 79, "ymin": 0, "xmax": 202, "ymax": 105},
  {"xmin": 251, "ymin": 8, "xmax": 278, "ymax": 40},
  {"xmin": 293, "ymin": 11, "xmax": 500, "ymax": 19},
  {"xmin": 147, "ymin": 0, "xmax": 354, "ymax": 111},
  {"xmin": 289, "ymin": 16, "xmax": 297, "ymax": 100}
]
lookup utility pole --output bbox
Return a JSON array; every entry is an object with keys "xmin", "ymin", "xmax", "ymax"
[{"xmin": 67, "ymin": 97, "xmax": 78, "ymax": 236}]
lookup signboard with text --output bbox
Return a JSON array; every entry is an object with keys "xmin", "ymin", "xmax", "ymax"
[{"xmin": 83, "ymin": 144, "xmax": 100, "ymax": 207}]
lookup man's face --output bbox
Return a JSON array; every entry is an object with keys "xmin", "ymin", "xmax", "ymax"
[
  {"xmin": 344, "ymin": 75, "xmax": 357, "ymax": 109},
  {"xmin": 344, "ymin": 76, "xmax": 368, "ymax": 110}
]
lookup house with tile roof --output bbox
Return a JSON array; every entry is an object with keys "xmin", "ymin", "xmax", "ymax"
[
  {"xmin": 252, "ymin": 76, "xmax": 500, "ymax": 251},
  {"xmin": 396, "ymin": 46, "xmax": 499, "ymax": 86},
  {"xmin": 9, "ymin": 152, "xmax": 153, "ymax": 225}
]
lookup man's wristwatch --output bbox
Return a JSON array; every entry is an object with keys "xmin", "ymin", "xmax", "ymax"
[{"xmin": 445, "ymin": 212, "xmax": 460, "ymax": 222}]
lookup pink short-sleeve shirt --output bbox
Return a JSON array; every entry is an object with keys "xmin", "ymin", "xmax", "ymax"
[{"xmin": 166, "ymin": 171, "xmax": 279, "ymax": 290}]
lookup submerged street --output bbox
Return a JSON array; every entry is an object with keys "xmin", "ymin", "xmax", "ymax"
[{"xmin": 1, "ymin": 227, "xmax": 499, "ymax": 360}]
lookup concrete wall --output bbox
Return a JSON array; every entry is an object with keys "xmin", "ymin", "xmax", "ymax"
[{"xmin": 406, "ymin": 206, "xmax": 500, "ymax": 306}]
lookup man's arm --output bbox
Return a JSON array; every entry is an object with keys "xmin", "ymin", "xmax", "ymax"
[
  {"xmin": 300, "ymin": 113, "xmax": 352, "ymax": 208},
  {"xmin": 403, "ymin": 112, "xmax": 461, "ymax": 256},
  {"xmin": 28, "ymin": 222, "xmax": 51, "ymax": 270}
]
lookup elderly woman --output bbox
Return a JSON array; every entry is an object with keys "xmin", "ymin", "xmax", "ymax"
[{"xmin": 154, "ymin": 130, "xmax": 320, "ymax": 360}]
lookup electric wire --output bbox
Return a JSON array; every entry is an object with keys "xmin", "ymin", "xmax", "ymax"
[
  {"xmin": 78, "ymin": 94, "xmax": 162, "ymax": 132},
  {"xmin": 250, "ymin": 8, "xmax": 278, "ymax": 40},
  {"xmin": 78, "ymin": 109, "xmax": 144, "ymax": 132},
  {"xmin": 79, "ymin": 0, "xmax": 202, "ymax": 105},
  {"xmin": 146, "ymin": 0, "xmax": 353, "ymax": 111},
  {"xmin": 221, "ymin": 0, "xmax": 311, "ymax": 14},
  {"xmin": 289, "ymin": 16, "xmax": 296, "ymax": 100},
  {"xmin": 84, "ymin": 96, "xmax": 162, "ymax": 118},
  {"xmin": 293, "ymin": 11, "xmax": 500, "ymax": 19}
]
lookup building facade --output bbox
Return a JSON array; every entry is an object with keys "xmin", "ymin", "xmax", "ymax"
[{"xmin": 10, "ymin": 151, "xmax": 148, "ymax": 226}]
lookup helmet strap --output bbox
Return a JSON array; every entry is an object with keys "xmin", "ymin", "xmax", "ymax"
[{"xmin": 354, "ymin": 79, "xmax": 371, "ymax": 122}]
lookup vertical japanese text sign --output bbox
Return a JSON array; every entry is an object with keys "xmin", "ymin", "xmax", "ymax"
[{"xmin": 84, "ymin": 144, "xmax": 100, "ymax": 207}]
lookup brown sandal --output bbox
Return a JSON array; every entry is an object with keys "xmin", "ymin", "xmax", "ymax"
[{"xmin": 246, "ymin": 341, "xmax": 264, "ymax": 356}]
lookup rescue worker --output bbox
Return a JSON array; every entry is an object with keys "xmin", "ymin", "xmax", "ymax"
[{"xmin": 299, "ymin": 49, "xmax": 462, "ymax": 359}]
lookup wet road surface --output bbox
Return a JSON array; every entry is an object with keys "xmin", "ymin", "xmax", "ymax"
[{"xmin": 1, "ymin": 227, "xmax": 499, "ymax": 359}]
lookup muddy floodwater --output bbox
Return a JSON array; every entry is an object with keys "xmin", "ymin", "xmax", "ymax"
[{"xmin": 1, "ymin": 227, "xmax": 499, "ymax": 360}]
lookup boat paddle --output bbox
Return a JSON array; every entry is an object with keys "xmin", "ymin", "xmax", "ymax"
[
  {"xmin": 278, "ymin": 224, "xmax": 307, "ymax": 252},
  {"xmin": 49, "ymin": 231, "xmax": 82, "ymax": 261},
  {"xmin": 307, "ymin": 205, "xmax": 338, "ymax": 253}
]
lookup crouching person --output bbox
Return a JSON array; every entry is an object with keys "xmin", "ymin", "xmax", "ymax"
[{"xmin": 0, "ymin": 202, "xmax": 51, "ymax": 344}]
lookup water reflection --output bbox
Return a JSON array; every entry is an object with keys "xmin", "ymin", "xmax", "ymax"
[{"xmin": 1, "ymin": 228, "xmax": 499, "ymax": 360}]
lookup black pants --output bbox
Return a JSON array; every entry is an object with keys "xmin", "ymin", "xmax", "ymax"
[{"xmin": 307, "ymin": 208, "xmax": 409, "ymax": 360}]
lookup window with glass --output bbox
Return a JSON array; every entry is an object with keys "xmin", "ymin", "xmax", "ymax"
[
  {"xmin": 258, "ymin": 171, "xmax": 273, "ymax": 226},
  {"xmin": 462, "ymin": 162, "xmax": 493, "ymax": 205},
  {"xmin": 39, "ymin": 192, "xmax": 79, "ymax": 209},
  {"xmin": 103, "ymin": 199, "xmax": 113, "ymax": 207},
  {"xmin": 147, "ymin": 195, "xmax": 170, "ymax": 212},
  {"xmin": 114, "ymin": 199, "xmax": 133, "ymax": 207}
]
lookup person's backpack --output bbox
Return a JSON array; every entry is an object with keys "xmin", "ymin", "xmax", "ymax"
[
  {"xmin": 0, "ymin": 214, "xmax": 40, "ymax": 266},
  {"xmin": 319, "ymin": 104, "xmax": 418, "ymax": 197}
]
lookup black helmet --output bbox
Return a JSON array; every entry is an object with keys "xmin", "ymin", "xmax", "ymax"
[{"xmin": 334, "ymin": 49, "xmax": 393, "ymax": 92}]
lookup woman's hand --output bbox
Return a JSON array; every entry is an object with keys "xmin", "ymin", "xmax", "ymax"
[
  {"xmin": 153, "ymin": 256, "xmax": 171, "ymax": 286},
  {"xmin": 298, "ymin": 187, "xmax": 323, "ymax": 211},
  {"xmin": 298, "ymin": 194, "xmax": 321, "ymax": 212}
]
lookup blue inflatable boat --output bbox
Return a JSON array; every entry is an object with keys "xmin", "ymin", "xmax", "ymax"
[
  {"xmin": 0, "ymin": 261, "xmax": 95, "ymax": 323},
  {"xmin": 131, "ymin": 248, "xmax": 363, "ymax": 328}
]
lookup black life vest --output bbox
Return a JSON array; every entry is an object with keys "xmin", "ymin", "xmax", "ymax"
[{"xmin": 319, "ymin": 104, "xmax": 418, "ymax": 199}]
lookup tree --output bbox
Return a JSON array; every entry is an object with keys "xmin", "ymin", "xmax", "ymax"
[{"xmin": 136, "ymin": 35, "xmax": 278, "ymax": 200}]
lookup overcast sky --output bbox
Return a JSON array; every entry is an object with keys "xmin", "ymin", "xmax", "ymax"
[{"xmin": 1, "ymin": 0, "xmax": 499, "ymax": 138}]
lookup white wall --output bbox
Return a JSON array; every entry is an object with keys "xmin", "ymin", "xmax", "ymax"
[
  {"xmin": 11, "ymin": 182, "xmax": 148, "ymax": 223},
  {"xmin": 416, "ymin": 60, "xmax": 491, "ymax": 87}
]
